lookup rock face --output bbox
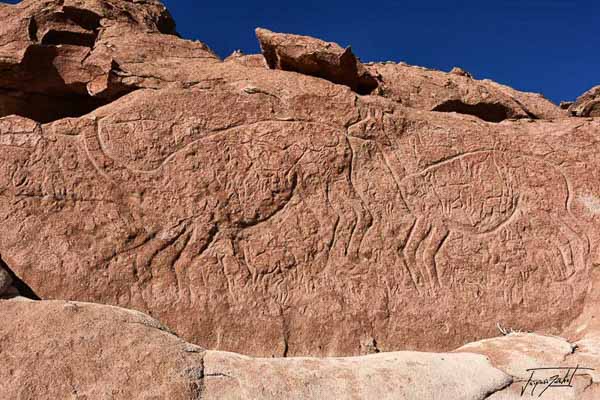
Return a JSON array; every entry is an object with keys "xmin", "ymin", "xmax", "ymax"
[
  {"xmin": 366, "ymin": 62, "xmax": 565, "ymax": 122},
  {"xmin": 569, "ymin": 85, "xmax": 600, "ymax": 117},
  {"xmin": 0, "ymin": 299, "xmax": 207, "ymax": 399},
  {"xmin": 457, "ymin": 333, "xmax": 600, "ymax": 399},
  {"xmin": 2, "ymin": 298, "xmax": 598, "ymax": 399},
  {"xmin": 1, "ymin": 0, "xmax": 600, "ymax": 364},
  {"xmin": 0, "ymin": 0, "xmax": 218, "ymax": 123},
  {"xmin": 225, "ymin": 50, "xmax": 268, "ymax": 68},
  {"xmin": 256, "ymin": 28, "xmax": 378, "ymax": 94},
  {"xmin": 202, "ymin": 348, "xmax": 511, "ymax": 400}
]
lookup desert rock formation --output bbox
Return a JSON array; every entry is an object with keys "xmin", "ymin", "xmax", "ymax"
[
  {"xmin": 569, "ymin": 85, "xmax": 600, "ymax": 117},
  {"xmin": 1, "ymin": 0, "xmax": 600, "ymax": 358},
  {"xmin": 256, "ymin": 27, "xmax": 378, "ymax": 95},
  {"xmin": 1, "ymin": 297, "xmax": 598, "ymax": 399},
  {"xmin": 0, "ymin": 0, "xmax": 599, "ymax": 398},
  {"xmin": 366, "ymin": 62, "xmax": 565, "ymax": 121}
]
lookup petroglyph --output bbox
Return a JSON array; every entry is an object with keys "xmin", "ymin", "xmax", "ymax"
[{"xmin": 398, "ymin": 150, "xmax": 589, "ymax": 294}]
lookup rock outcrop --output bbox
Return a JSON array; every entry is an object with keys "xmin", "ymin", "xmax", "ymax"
[
  {"xmin": 0, "ymin": 0, "xmax": 218, "ymax": 123},
  {"xmin": 0, "ymin": 299, "xmax": 207, "ymax": 399},
  {"xmin": 366, "ymin": 62, "xmax": 565, "ymax": 121},
  {"xmin": 225, "ymin": 50, "xmax": 268, "ymax": 68},
  {"xmin": 569, "ymin": 85, "xmax": 600, "ymax": 117},
  {"xmin": 1, "ymin": 0, "xmax": 599, "ymax": 359},
  {"xmin": 256, "ymin": 28, "xmax": 378, "ymax": 94},
  {"xmin": 1, "ymin": 2, "xmax": 599, "ymax": 396},
  {"xmin": 2, "ymin": 298, "xmax": 598, "ymax": 399}
]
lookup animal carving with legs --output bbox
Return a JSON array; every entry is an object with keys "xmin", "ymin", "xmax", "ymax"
[{"xmin": 398, "ymin": 150, "xmax": 589, "ymax": 295}]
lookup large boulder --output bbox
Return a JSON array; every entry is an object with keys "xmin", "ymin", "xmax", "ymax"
[
  {"xmin": 366, "ymin": 62, "xmax": 564, "ymax": 121},
  {"xmin": 0, "ymin": 299, "xmax": 207, "ymax": 399},
  {"xmin": 0, "ymin": 0, "xmax": 218, "ymax": 123},
  {"xmin": 0, "ymin": 298, "xmax": 514, "ymax": 400},
  {"xmin": 3, "ymin": 298, "xmax": 599, "ymax": 399},
  {"xmin": 1, "ymin": 74, "xmax": 599, "ymax": 356},
  {"xmin": 569, "ymin": 85, "xmax": 600, "ymax": 117},
  {"xmin": 256, "ymin": 28, "xmax": 378, "ymax": 94},
  {"xmin": 1, "ymin": 0, "xmax": 600, "ymax": 361}
]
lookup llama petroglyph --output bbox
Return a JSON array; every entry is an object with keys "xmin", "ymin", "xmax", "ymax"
[{"xmin": 398, "ymin": 150, "xmax": 589, "ymax": 294}]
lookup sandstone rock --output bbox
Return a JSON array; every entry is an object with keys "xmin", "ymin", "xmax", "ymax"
[
  {"xmin": 225, "ymin": 50, "xmax": 268, "ymax": 68},
  {"xmin": 0, "ymin": 299, "xmax": 206, "ymax": 399},
  {"xmin": 367, "ymin": 62, "xmax": 564, "ymax": 121},
  {"xmin": 6, "ymin": 298, "xmax": 600, "ymax": 399},
  {"xmin": 569, "ymin": 85, "xmax": 600, "ymax": 117},
  {"xmin": 457, "ymin": 333, "xmax": 599, "ymax": 399},
  {"xmin": 256, "ymin": 28, "xmax": 378, "ymax": 94},
  {"xmin": 0, "ymin": 0, "xmax": 218, "ymax": 123},
  {"xmin": 561, "ymin": 101, "xmax": 574, "ymax": 110},
  {"xmin": 450, "ymin": 66, "xmax": 473, "ymax": 78},
  {"xmin": 0, "ymin": 0, "xmax": 599, "ymax": 362},
  {"xmin": 1, "ymin": 76, "xmax": 598, "ymax": 357},
  {"xmin": 458, "ymin": 265, "xmax": 600, "ymax": 398},
  {"xmin": 202, "ymin": 348, "xmax": 511, "ymax": 400},
  {"xmin": 0, "ymin": 299, "xmax": 514, "ymax": 400}
]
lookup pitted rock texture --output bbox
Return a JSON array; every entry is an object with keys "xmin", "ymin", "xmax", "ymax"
[
  {"xmin": 0, "ymin": 0, "xmax": 218, "ymax": 123},
  {"xmin": 256, "ymin": 28, "xmax": 378, "ymax": 95},
  {"xmin": 0, "ymin": 298, "xmax": 513, "ymax": 400},
  {"xmin": 569, "ymin": 85, "xmax": 600, "ymax": 117},
  {"xmin": 366, "ymin": 62, "xmax": 565, "ymax": 121},
  {"xmin": 2, "ymin": 298, "xmax": 598, "ymax": 399},
  {"xmin": 1, "ymin": 0, "xmax": 599, "ymax": 361},
  {"xmin": 0, "ymin": 299, "xmax": 207, "ymax": 399},
  {"xmin": 225, "ymin": 50, "xmax": 268, "ymax": 69}
]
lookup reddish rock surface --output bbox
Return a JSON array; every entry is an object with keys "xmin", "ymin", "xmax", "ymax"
[
  {"xmin": 2, "ymin": 298, "xmax": 597, "ymax": 399},
  {"xmin": 225, "ymin": 50, "xmax": 268, "ymax": 68},
  {"xmin": 0, "ymin": 299, "xmax": 207, "ymax": 399},
  {"xmin": 1, "ymin": 0, "xmax": 600, "ymax": 368},
  {"xmin": 569, "ymin": 85, "xmax": 600, "ymax": 117},
  {"xmin": 0, "ymin": 0, "xmax": 218, "ymax": 123},
  {"xmin": 366, "ymin": 62, "xmax": 565, "ymax": 121},
  {"xmin": 256, "ymin": 27, "xmax": 378, "ymax": 94}
]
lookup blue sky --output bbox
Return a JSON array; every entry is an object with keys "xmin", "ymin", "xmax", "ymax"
[{"xmin": 5, "ymin": 0, "xmax": 598, "ymax": 103}]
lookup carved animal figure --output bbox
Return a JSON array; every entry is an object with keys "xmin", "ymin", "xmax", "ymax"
[{"xmin": 398, "ymin": 150, "xmax": 589, "ymax": 294}]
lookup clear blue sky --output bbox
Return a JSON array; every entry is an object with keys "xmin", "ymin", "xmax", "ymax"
[{"xmin": 5, "ymin": 0, "xmax": 598, "ymax": 103}]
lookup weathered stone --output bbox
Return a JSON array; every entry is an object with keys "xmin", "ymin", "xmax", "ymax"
[
  {"xmin": 0, "ymin": 299, "xmax": 514, "ymax": 400},
  {"xmin": 256, "ymin": 28, "xmax": 378, "ymax": 94},
  {"xmin": 0, "ymin": 299, "xmax": 206, "ymax": 399},
  {"xmin": 225, "ymin": 50, "xmax": 268, "ymax": 68},
  {"xmin": 457, "ymin": 333, "xmax": 599, "ymax": 399},
  {"xmin": 202, "ymin": 348, "xmax": 511, "ymax": 400},
  {"xmin": 1, "ymin": 0, "xmax": 599, "ymax": 366},
  {"xmin": 569, "ymin": 85, "xmax": 600, "ymax": 117},
  {"xmin": 367, "ymin": 62, "xmax": 565, "ymax": 121},
  {"xmin": 449, "ymin": 66, "xmax": 473, "ymax": 78},
  {"xmin": 4, "ymin": 298, "xmax": 599, "ymax": 399},
  {"xmin": 1, "ymin": 75, "xmax": 598, "ymax": 356},
  {"xmin": 0, "ymin": 0, "xmax": 218, "ymax": 123}
]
